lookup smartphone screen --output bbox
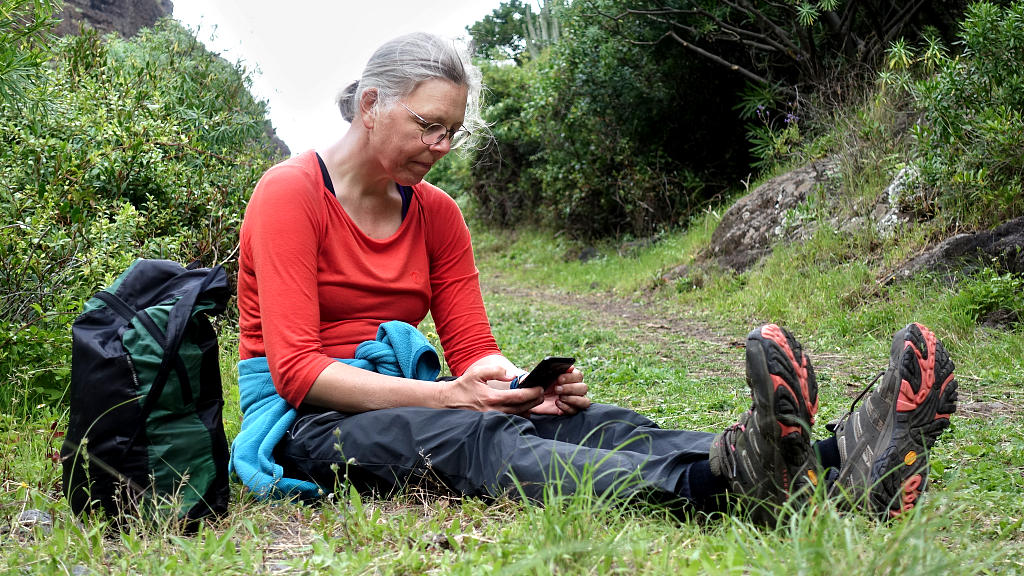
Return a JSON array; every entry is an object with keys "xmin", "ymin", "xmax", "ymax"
[{"xmin": 517, "ymin": 356, "xmax": 575, "ymax": 389}]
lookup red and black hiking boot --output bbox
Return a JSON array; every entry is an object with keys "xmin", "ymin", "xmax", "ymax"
[
  {"xmin": 830, "ymin": 323, "xmax": 958, "ymax": 519},
  {"xmin": 709, "ymin": 324, "xmax": 820, "ymax": 524}
]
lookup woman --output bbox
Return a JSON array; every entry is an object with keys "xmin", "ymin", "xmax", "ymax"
[{"xmin": 229, "ymin": 32, "xmax": 958, "ymax": 522}]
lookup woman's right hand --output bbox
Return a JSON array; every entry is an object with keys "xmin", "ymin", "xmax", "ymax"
[{"xmin": 437, "ymin": 364, "xmax": 544, "ymax": 413}]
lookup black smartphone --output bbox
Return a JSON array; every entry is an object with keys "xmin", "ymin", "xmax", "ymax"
[{"xmin": 517, "ymin": 356, "xmax": 575, "ymax": 389}]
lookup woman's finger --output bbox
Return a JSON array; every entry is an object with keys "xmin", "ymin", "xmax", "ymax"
[
  {"xmin": 553, "ymin": 382, "xmax": 588, "ymax": 397},
  {"xmin": 556, "ymin": 367, "xmax": 584, "ymax": 384},
  {"xmin": 557, "ymin": 394, "xmax": 592, "ymax": 413},
  {"xmin": 489, "ymin": 387, "xmax": 543, "ymax": 413}
]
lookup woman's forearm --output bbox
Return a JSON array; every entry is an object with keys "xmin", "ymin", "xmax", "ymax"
[
  {"xmin": 303, "ymin": 362, "xmax": 445, "ymax": 413},
  {"xmin": 302, "ymin": 356, "xmax": 543, "ymax": 415}
]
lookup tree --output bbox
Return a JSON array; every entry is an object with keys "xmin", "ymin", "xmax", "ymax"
[
  {"xmin": 523, "ymin": 0, "xmax": 563, "ymax": 59},
  {"xmin": 468, "ymin": 0, "xmax": 565, "ymax": 61},
  {"xmin": 587, "ymin": 0, "xmax": 975, "ymax": 91},
  {"xmin": 465, "ymin": 1, "xmax": 750, "ymax": 238}
]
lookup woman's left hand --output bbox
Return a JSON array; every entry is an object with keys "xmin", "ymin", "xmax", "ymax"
[{"xmin": 529, "ymin": 367, "xmax": 590, "ymax": 416}]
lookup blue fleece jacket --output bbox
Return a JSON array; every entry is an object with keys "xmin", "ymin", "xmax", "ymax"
[{"xmin": 229, "ymin": 321, "xmax": 441, "ymax": 499}]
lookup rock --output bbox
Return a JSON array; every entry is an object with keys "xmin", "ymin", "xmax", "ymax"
[
  {"xmin": 618, "ymin": 237, "xmax": 657, "ymax": 257},
  {"xmin": 17, "ymin": 509, "xmax": 53, "ymax": 535},
  {"xmin": 883, "ymin": 215, "xmax": 1024, "ymax": 284},
  {"xmin": 703, "ymin": 156, "xmax": 1023, "ymax": 282},
  {"xmin": 981, "ymin": 308, "xmax": 1022, "ymax": 329},
  {"xmin": 578, "ymin": 246, "xmax": 600, "ymax": 262},
  {"xmin": 708, "ymin": 158, "xmax": 839, "ymax": 271},
  {"xmin": 885, "ymin": 165, "xmax": 922, "ymax": 212},
  {"xmin": 54, "ymin": 0, "xmax": 173, "ymax": 38},
  {"xmin": 875, "ymin": 164, "xmax": 925, "ymax": 238},
  {"xmin": 564, "ymin": 245, "xmax": 600, "ymax": 262}
]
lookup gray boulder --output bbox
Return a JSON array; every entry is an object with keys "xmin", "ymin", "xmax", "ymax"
[
  {"xmin": 708, "ymin": 159, "xmax": 839, "ymax": 271},
  {"xmin": 883, "ymin": 215, "xmax": 1024, "ymax": 284},
  {"xmin": 54, "ymin": 0, "xmax": 173, "ymax": 38}
]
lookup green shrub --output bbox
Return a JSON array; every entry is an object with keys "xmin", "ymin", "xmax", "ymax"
[
  {"xmin": 897, "ymin": 1, "xmax": 1024, "ymax": 227},
  {"xmin": 0, "ymin": 0, "xmax": 55, "ymax": 103},
  {"xmin": 464, "ymin": 0, "xmax": 750, "ymax": 240},
  {"xmin": 0, "ymin": 17, "xmax": 283, "ymax": 408},
  {"xmin": 461, "ymin": 59, "xmax": 546, "ymax": 228}
]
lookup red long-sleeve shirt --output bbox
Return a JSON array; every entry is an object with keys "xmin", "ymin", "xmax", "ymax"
[{"xmin": 237, "ymin": 150, "xmax": 500, "ymax": 407}]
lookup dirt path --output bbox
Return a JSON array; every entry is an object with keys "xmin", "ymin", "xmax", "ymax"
[
  {"xmin": 481, "ymin": 276, "xmax": 752, "ymax": 382},
  {"xmin": 483, "ymin": 280, "xmax": 740, "ymax": 347},
  {"xmin": 481, "ymin": 275, "xmax": 876, "ymax": 384}
]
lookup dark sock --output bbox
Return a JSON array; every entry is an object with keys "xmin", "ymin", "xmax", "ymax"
[
  {"xmin": 814, "ymin": 436, "xmax": 841, "ymax": 471},
  {"xmin": 685, "ymin": 459, "xmax": 729, "ymax": 512}
]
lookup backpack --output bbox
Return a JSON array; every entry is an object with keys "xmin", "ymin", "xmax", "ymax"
[{"xmin": 62, "ymin": 259, "xmax": 231, "ymax": 525}]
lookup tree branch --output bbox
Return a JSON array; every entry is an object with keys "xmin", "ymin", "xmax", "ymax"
[
  {"xmin": 637, "ymin": 30, "xmax": 773, "ymax": 86},
  {"xmin": 727, "ymin": 0, "xmax": 807, "ymax": 59},
  {"xmin": 881, "ymin": 0, "xmax": 928, "ymax": 45}
]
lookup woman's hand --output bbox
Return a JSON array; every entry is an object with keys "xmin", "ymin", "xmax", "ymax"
[
  {"xmin": 530, "ymin": 367, "xmax": 590, "ymax": 416},
  {"xmin": 437, "ymin": 364, "xmax": 544, "ymax": 414}
]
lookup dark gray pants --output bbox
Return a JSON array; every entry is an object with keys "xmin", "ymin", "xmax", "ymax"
[{"xmin": 276, "ymin": 403, "xmax": 714, "ymax": 503}]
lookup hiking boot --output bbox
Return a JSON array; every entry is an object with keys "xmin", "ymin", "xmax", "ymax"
[
  {"xmin": 830, "ymin": 323, "xmax": 958, "ymax": 519},
  {"xmin": 710, "ymin": 324, "xmax": 820, "ymax": 523}
]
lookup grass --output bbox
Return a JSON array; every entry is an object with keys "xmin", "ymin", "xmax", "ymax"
[
  {"xmin": 471, "ymin": 208, "xmax": 720, "ymax": 297},
  {"xmin": 3, "ymin": 200, "xmax": 1024, "ymax": 573}
]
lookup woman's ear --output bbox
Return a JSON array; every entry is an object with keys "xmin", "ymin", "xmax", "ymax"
[{"xmin": 359, "ymin": 88, "xmax": 379, "ymax": 129}]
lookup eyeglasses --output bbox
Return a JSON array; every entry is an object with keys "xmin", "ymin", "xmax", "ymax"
[{"xmin": 398, "ymin": 102, "xmax": 471, "ymax": 148}]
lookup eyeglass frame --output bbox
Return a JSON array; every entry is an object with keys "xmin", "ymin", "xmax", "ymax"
[{"xmin": 398, "ymin": 101, "xmax": 471, "ymax": 148}]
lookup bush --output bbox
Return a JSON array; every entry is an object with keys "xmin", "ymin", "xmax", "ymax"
[
  {"xmin": 465, "ymin": 1, "xmax": 748, "ymax": 239},
  {"xmin": 896, "ymin": 1, "xmax": 1024, "ymax": 227},
  {"xmin": 0, "ymin": 16, "xmax": 284, "ymax": 407},
  {"xmin": 463, "ymin": 59, "xmax": 547, "ymax": 228}
]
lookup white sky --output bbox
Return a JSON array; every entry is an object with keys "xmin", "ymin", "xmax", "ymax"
[{"xmin": 171, "ymin": 0, "xmax": 504, "ymax": 155}]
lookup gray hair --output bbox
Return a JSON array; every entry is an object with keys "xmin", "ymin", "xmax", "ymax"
[{"xmin": 337, "ymin": 32, "xmax": 484, "ymax": 146}]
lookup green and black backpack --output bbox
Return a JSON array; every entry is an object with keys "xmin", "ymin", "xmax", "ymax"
[{"xmin": 62, "ymin": 259, "xmax": 231, "ymax": 525}]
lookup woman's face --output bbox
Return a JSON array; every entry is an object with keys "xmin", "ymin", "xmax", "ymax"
[{"xmin": 369, "ymin": 78, "xmax": 468, "ymax": 186}]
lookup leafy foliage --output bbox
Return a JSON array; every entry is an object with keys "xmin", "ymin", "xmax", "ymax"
[
  {"xmin": 468, "ymin": 0, "xmax": 565, "ymax": 62},
  {"xmin": 594, "ymin": 0, "xmax": 987, "ymax": 175},
  {"xmin": 892, "ymin": 1, "xmax": 1024, "ymax": 227},
  {"xmin": 461, "ymin": 0, "xmax": 989, "ymax": 239},
  {"xmin": 466, "ymin": 0, "xmax": 749, "ymax": 239},
  {"xmin": 950, "ymin": 267, "xmax": 1024, "ymax": 329},
  {"xmin": 0, "ymin": 14, "xmax": 284, "ymax": 407},
  {"xmin": 588, "ymin": 0, "xmax": 974, "ymax": 90},
  {"xmin": 0, "ymin": 0, "xmax": 56, "ymax": 104}
]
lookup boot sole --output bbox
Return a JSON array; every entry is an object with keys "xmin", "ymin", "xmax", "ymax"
[
  {"xmin": 746, "ymin": 324, "xmax": 819, "ymax": 492},
  {"xmin": 868, "ymin": 323, "xmax": 957, "ymax": 518}
]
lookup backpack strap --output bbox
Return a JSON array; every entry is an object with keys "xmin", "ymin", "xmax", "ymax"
[
  {"xmin": 94, "ymin": 291, "xmax": 195, "ymax": 407},
  {"xmin": 135, "ymin": 309, "xmax": 195, "ymax": 408},
  {"xmin": 93, "ymin": 289, "xmax": 136, "ymax": 322}
]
